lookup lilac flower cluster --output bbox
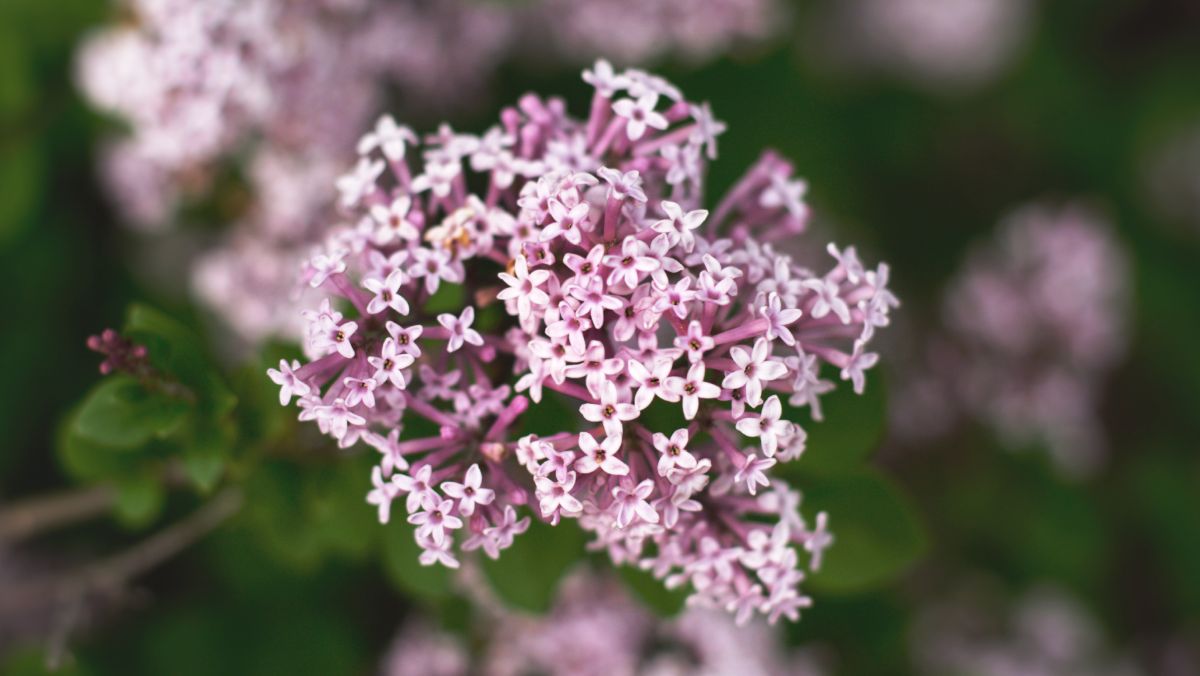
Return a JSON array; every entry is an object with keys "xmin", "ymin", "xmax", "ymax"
[
  {"xmin": 270, "ymin": 62, "xmax": 898, "ymax": 623},
  {"xmin": 383, "ymin": 571, "xmax": 828, "ymax": 676},
  {"xmin": 912, "ymin": 585, "xmax": 1142, "ymax": 676},
  {"xmin": 813, "ymin": 0, "xmax": 1033, "ymax": 91},
  {"xmin": 892, "ymin": 204, "xmax": 1128, "ymax": 477},
  {"xmin": 531, "ymin": 0, "xmax": 779, "ymax": 65},
  {"xmin": 77, "ymin": 0, "xmax": 512, "ymax": 342}
]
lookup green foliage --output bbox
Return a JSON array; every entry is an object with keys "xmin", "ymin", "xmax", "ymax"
[
  {"xmin": 122, "ymin": 304, "xmax": 236, "ymax": 419},
  {"xmin": 381, "ymin": 520, "xmax": 455, "ymax": 602},
  {"xmin": 770, "ymin": 374, "xmax": 928, "ymax": 595},
  {"xmin": 113, "ymin": 471, "xmax": 166, "ymax": 527},
  {"xmin": 56, "ymin": 305, "xmax": 243, "ymax": 526},
  {"xmin": 73, "ymin": 376, "xmax": 191, "ymax": 449},
  {"xmin": 480, "ymin": 519, "xmax": 586, "ymax": 613},
  {"xmin": 1, "ymin": 648, "xmax": 93, "ymax": 676},
  {"xmin": 0, "ymin": 136, "xmax": 42, "ymax": 245},
  {"xmin": 802, "ymin": 469, "xmax": 928, "ymax": 594},
  {"xmin": 787, "ymin": 373, "xmax": 888, "ymax": 473},
  {"xmin": 240, "ymin": 455, "xmax": 378, "ymax": 571}
]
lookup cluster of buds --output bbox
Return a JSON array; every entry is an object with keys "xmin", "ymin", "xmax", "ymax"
[
  {"xmin": 87, "ymin": 329, "xmax": 151, "ymax": 377},
  {"xmin": 87, "ymin": 329, "xmax": 194, "ymax": 402},
  {"xmin": 270, "ymin": 62, "xmax": 898, "ymax": 623}
]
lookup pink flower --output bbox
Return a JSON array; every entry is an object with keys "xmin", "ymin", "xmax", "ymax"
[
  {"xmin": 612, "ymin": 93, "xmax": 669, "ymax": 141},
  {"xmin": 409, "ymin": 498, "xmax": 464, "ymax": 546},
  {"xmin": 735, "ymin": 395, "xmax": 790, "ymax": 457},
  {"xmin": 653, "ymin": 200, "xmax": 708, "ymax": 252},
  {"xmin": 653, "ymin": 428, "xmax": 697, "ymax": 476},
  {"xmin": 440, "ymin": 464, "xmax": 496, "ymax": 516},
  {"xmin": 611, "ymin": 479, "xmax": 659, "ymax": 528},
  {"xmin": 604, "ymin": 236, "xmax": 660, "ymax": 288},
  {"xmin": 365, "ymin": 269, "xmax": 411, "ymax": 315},
  {"xmin": 497, "ymin": 255, "xmax": 551, "ymax": 322},
  {"xmin": 268, "ymin": 359, "xmax": 310, "ymax": 406},
  {"xmin": 580, "ymin": 381, "xmax": 640, "ymax": 438},
  {"xmin": 723, "ymin": 337, "xmax": 789, "ymax": 407},
  {"xmin": 668, "ymin": 362, "xmax": 721, "ymax": 420},
  {"xmin": 574, "ymin": 432, "xmax": 629, "ymax": 476},
  {"xmin": 438, "ymin": 307, "xmax": 483, "ymax": 353}
]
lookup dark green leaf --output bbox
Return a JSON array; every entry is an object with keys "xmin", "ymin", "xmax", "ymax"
[
  {"xmin": 380, "ymin": 520, "xmax": 455, "ymax": 602},
  {"xmin": 73, "ymin": 375, "xmax": 191, "ymax": 449},
  {"xmin": 241, "ymin": 457, "xmax": 376, "ymax": 571},
  {"xmin": 785, "ymin": 373, "xmax": 887, "ymax": 473},
  {"xmin": 480, "ymin": 518, "xmax": 585, "ymax": 613},
  {"xmin": 57, "ymin": 410, "xmax": 144, "ymax": 481},
  {"xmin": 114, "ymin": 472, "xmax": 166, "ymax": 527},
  {"xmin": 183, "ymin": 424, "xmax": 230, "ymax": 493},
  {"xmin": 0, "ymin": 136, "xmax": 44, "ymax": 246},
  {"xmin": 803, "ymin": 469, "xmax": 926, "ymax": 594},
  {"xmin": 123, "ymin": 304, "xmax": 235, "ymax": 416},
  {"xmin": 519, "ymin": 390, "xmax": 577, "ymax": 436}
]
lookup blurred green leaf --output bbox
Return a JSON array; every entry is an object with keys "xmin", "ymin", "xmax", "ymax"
[
  {"xmin": 242, "ymin": 457, "xmax": 376, "ymax": 571},
  {"xmin": 480, "ymin": 519, "xmax": 585, "ymax": 613},
  {"xmin": 380, "ymin": 520, "xmax": 454, "ymax": 603},
  {"xmin": 616, "ymin": 564, "xmax": 687, "ymax": 617},
  {"xmin": 804, "ymin": 469, "xmax": 926, "ymax": 594},
  {"xmin": 519, "ymin": 390, "xmax": 576, "ymax": 436},
  {"xmin": 1, "ymin": 646, "xmax": 92, "ymax": 676},
  {"xmin": 0, "ymin": 29, "xmax": 33, "ymax": 119},
  {"xmin": 123, "ymin": 304, "xmax": 236, "ymax": 417},
  {"xmin": 57, "ymin": 411, "xmax": 141, "ymax": 481},
  {"xmin": 114, "ymin": 471, "xmax": 165, "ymax": 527},
  {"xmin": 424, "ymin": 282, "xmax": 466, "ymax": 314},
  {"xmin": 182, "ymin": 423, "xmax": 230, "ymax": 493},
  {"xmin": 637, "ymin": 397, "xmax": 688, "ymax": 437},
  {"xmin": 0, "ymin": 137, "xmax": 43, "ymax": 246},
  {"xmin": 73, "ymin": 375, "xmax": 190, "ymax": 449},
  {"xmin": 786, "ymin": 374, "xmax": 887, "ymax": 474}
]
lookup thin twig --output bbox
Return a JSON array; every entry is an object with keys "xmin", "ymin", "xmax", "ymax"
[
  {"xmin": 0, "ymin": 488, "xmax": 243, "ymax": 617},
  {"xmin": 0, "ymin": 485, "xmax": 117, "ymax": 543}
]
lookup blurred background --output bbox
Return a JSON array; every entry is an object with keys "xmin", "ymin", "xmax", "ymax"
[{"xmin": 1, "ymin": 0, "xmax": 1198, "ymax": 673}]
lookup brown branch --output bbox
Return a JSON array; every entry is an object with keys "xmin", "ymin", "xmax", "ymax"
[
  {"xmin": 0, "ymin": 488, "xmax": 243, "ymax": 617},
  {"xmin": 0, "ymin": 485, "xmax": 117, "ymax": 543}
]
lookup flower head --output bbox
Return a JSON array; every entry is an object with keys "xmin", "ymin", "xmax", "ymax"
[{"xmin": 271, "ymin": 62, "xmax": 898, "ymax": 624}]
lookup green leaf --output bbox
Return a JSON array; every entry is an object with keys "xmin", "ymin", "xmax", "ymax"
[
  {"xmin": 786, "ymin": 374, "xmax": 887, "ymax": 474},
  {"xmin": 803, "ymin": 469, "xmax": 926, "ymax": 594},
  {"xmin": 123, "ymin": 304, "xmax": 235, "ymax": 416},
  {"xmin": 616, "ymin": 565, "xmax": 687, "ymax": 617},
  {"xmin": 0, "ymin": 29, "xmax": 32, "ymax": 120},
  {"xmin": 480, "ymin": 518, "xmax": 585, "ymax": 613},
  {"xmin": 424, "ymin": 283, "xmax": 466, "ymax": 314},
  {"xmin": 114, "ymin": 472, "xmax": 166, "ymax": 527},
  {"xmin": 380, "ymin": 520, "xmax": 454, "ymax": 603},
  {"xmin": 182, "ymin": 424, "xmax": 229, "ymax": 493},
  {"xmin": 1, "ymin": 646, "xmax": 92, "ymax": 676},
  {"xmin": 519, "ymin": 390, "xmax": 577, "ymax": 436},
  {"xmin": 241, "ymin": 457, "xmax": 376, "ymax": 571},
  {"xmin": 73, "ymin": 376, "xmax": 191, "ymax": 450},
  {"xmin": 0, "ymin": 136, "xmax": 44, "ymax": 246},
  {"xmin": 57, "ymin": 410, "xmax": 144, "ymax": 481}
]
